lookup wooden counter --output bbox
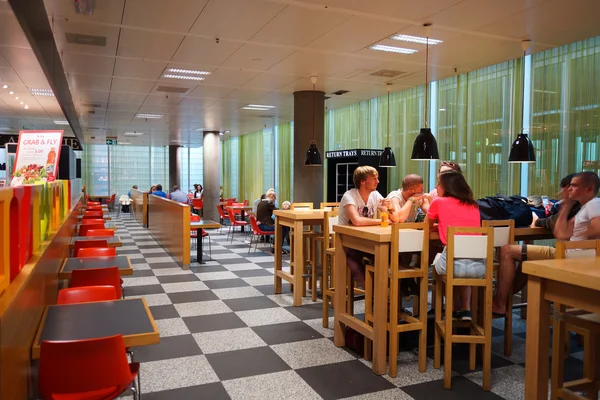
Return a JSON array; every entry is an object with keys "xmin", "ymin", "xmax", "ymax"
[{"xmin": 148, "ymin": 194, "xmax": 191, "ymax": 267}]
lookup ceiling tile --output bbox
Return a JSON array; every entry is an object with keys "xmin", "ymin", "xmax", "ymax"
[
  {"xmin": 221, "ymin": 87, "xmax": 272, "ymax": 102},
  {"xmin": 62, "ymin": 53, "xmax": 115, "ymax": 75},
  {"xmin": 242, "ymin": 74, "xmax": 301, "ymax": 91},
  {"xmin": 0, "ymin": 48, "xmax": 42, "ymax": 71},
  {"xmin": 0, "ymin": 68, "xmax": 24, "ymax": 84},
  {"xmin": 114, "ymin": 59, "xmax": 168, "ymax": 80},
  {"xmin": 267, "ymin": 50, "xmax": 383, "ymax": 78},
  {"xmin": 0, "ymin": 13, "xmax": 30, "ymax": 48},
  {"xmin": 171, "ymin": 36, "xmax": 242, "ymax": 66},
  {"xmin": 250, "ymin": 5, "xmax": 351, "ymax": 47},
  {"xmin": 123, "ymin": 0, "xmax": 208, "ymax": 31},
  {"xmin": 78, "ymin": 90, "xmax": 111, "ymax": 103},
  {"xmin": 366, "ymin": 0, "xmax": 465, "ymax": 21},
  {"xmin": 203, "ymin": 68, "xmax": 260, "ymax": 87},
  {"xmin": 118, "ymin": 29, "xmax": 184, "ymax": 60},
  {"xmin": 108, "ymin": 92, "xmax": 147, "ymax": 104},
  {"xmin": 53, "ymin": 20, "xmax": 120, "ymax": 56},
  {"xmin": 16, "ymin": 70, "xmax": 53, "ymax": 89},
  {"xmin": 187, "ymin": 85, "xmax": 235, "ymax": 99},
  {"xmin": 70, "ymin": 74, "xmax": 112, "ymax": 91},
  {"xmin": 44, "ymin": 0, "xmax": 126, "ymax": 24},
  {"xmin": 221, "ymin": 43, "xmax": 296, "ymax": 71},
  {"xmin": 109, "ymin": 77, "xmax": 156, "ymax": 93}
]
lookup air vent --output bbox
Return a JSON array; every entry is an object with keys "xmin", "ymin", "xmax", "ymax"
[
  {"xmin": 87, "ymin": 110, "xmax": 95, "ymax": 114},
  {"xmin": 370, "ymin": 69, "xmax": 406, "ymax": 78},
  {"xmin": 332, "ymin": 90, "xmax": 350, "ymax": 96},
  {"xmin": 156, "ymin": 86, "xmax": 190, "ymax": 94},
  {"xmin": 82, "ymin": 102, "xmax": 102, "ymax": 108},
  {"xmin": 66, "ymin": 33, "xmax": 107, "ymax": 47},
  {"xmin": 258, "ymin": 115, "xmax": 275, "ymax": 118}
]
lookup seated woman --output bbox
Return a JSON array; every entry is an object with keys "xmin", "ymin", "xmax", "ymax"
[{"xmin": 427, "ymin": 170, "xmax": 484, "ymax": 322}]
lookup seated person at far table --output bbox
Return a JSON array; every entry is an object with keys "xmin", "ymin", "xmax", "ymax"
[
  {"xmin": 339, "ymin": 166, "xmax": 391, "ymax": 288},
  {"xmin": 256, "ymin": 189, "xmax": 289, "ymax": 248},
  {"xmin": 387, "ymin": 174, "xmax": 429, "ymax": 223},
  {"xmin": 169, "ymin": 185, "xmax": 188, "ymax": 203},
  {"xmin": 531, "ymin": 173, "xmax": 580, "ymax": 230},
  {"xmin": 152, "ymin": 184, "xmax": 167, "ymax": 198},
  {"xmin": 492, "ymin": 171, "xmax": 600, "ymax": 316}
]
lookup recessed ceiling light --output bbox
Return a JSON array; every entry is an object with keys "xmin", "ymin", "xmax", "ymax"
[
  {"xmin": 242, "ymin": 106, "xmax": 271, "ymax": 111},
  {"xmin": 24, "ymin": 105, "xmax": 29, "ymax": 109},
  {"xmin": 224, "ymin": 130, "xmax": 230, "ymax": 133},
  {"xmin": 249, "ymin": 57, "xmax": 263, "ymax": 62},
  {"xmin": 124, "ymin": 131, "xmax": 144, "ymax": 136},
  {"xmin": 2, "ymin": 85, "xmax": 7, "ymax": 89},
  {"xmin": 9, "ymin": 91, "xmax": 14, "ymax": 95},
  {"xmin": 19, "ymin": 102, "xmax": 23, "ymax": 105},
  {"xmin": 369, "ymin": 45, "xmax": 418, "ymax": 54},
  {"xmin": 30, "ymin": 88, "xmax": 54, "ymax": 96},
  {"xmin": 219, "ymin": 131, "xmax": 223, "ymax": 135},
  {"xmin": 15, "ymin": 97, "xmax": 19, "ymax": 100},
  {"xmin": 163, "ymin": 74, "xmax": 205, "ymax": 81},
  {"xmin": 54, "ymin": 120, "xmax": 69, "ymax": 125},
  {"xmin": 390, "ymin": 34, "xmax": 443, "ymax": 45},
  {"xmin": 135, "ymin": 113, "xmax": 163, "ymax": 119},
  {"xmin": 167, "ymin": 68, "xmax": 211, "ymax": 75},
  {"xmin": 247, "ymin": 104, "xmax": 275, "ymax": 109}
]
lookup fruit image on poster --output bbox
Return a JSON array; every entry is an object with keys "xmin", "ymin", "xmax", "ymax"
[{"xmin": 10, "ymin": 130, "xmax": 63, "ymax": 187}]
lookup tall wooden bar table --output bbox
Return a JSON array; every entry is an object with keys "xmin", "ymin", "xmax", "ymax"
[
  {"xmin": 522, "ymin": 257, "xmax": 600, "ymax": 399},
  {"xmin": 333, "ymin": 225, "xmax": 391, "ymax": 375},
  {"xmin": 273, "ymin": 209, "xmax": 324, "ymax": 307}
]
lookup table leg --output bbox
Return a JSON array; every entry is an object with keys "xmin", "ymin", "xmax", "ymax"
[
  {"xmin": 274, "ymin": 218, "xmax": 282, "ymax": 294},
  {"xmin": 292, "ymin": 220, "xmax": 304, "ymax": 306},
  {"xmin": 524, "ymin": 276, "xmax": 550, "ymax": 400},
  {"xmin": 241, "ymin": 210, "xmax": 245, "ymax": 233},
  {"xmin": 372, "ymin": 243, "xmax": 388, "ymax": 375},
  {"xmin": 194, "ymin": 228, "xmax": 206, "ymax": 264},
  {"xmin": 334, "ymin": 233, "xmax": 346, "ymax": 347}
]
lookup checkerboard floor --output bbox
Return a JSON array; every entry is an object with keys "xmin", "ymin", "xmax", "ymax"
[{"xmin": 112, "ymin": 216, "xmax": 586, "ymax": 400}]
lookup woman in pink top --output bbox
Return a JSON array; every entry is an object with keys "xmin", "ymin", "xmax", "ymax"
[
  {"xmin": 427, "ymin": 170, "xmax": 483, "ymax": 322},
  {"xmin": 428, "ymin": 161, "xmax": 462, "ymax": 202}
]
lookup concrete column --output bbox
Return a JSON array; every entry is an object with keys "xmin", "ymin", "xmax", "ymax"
[
  {"xmin": 203, "ymin": 131, "xmax": 221, "ymax": 222},
  {"xmin": 168, "ymin": 145, "xmax": 180, "ymax": 192},
  {"xmin": 293, "ymin": 90, "xmax": 325, "ymax": 205}
]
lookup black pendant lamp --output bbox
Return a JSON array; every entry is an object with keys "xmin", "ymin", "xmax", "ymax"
[
  {"xmin": 305, "ymin": 76, "xmax": 323, "ymax": 166},
  {"xmin": 379, "ymin": 84, "xmax": 396, "ymax": 167},
  {"xmin": 508, "ymin": 40, "xmax": 536, "ymax": 163},
  {"xmin": 411, "ymin": 23, "xmax": 440, "ymax": 160}
]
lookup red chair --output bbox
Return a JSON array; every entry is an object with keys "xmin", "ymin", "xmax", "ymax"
[
  {"xmin": 103, "ymin": 193, "xmax": 116, "ymax": 212},
  {"xmin": 248, "ymin": 215, "xmax": 273, "ymax": 253},
  {"xmin": 227, "ymin": 209, "xmax": 248, "ymax": 243},
  {"xmin": 77, "ymin": 247, "xmax": 117, "ymax": 258},
  {"xmin": 70, "ymin": 266, "xmax": 123, "ymax": 298},
  {"xmin": 192, "ymin": 198, "xmax": 203, "ymax": 215},
  {"xmin": 73, "ymin": 239, "xmax": 109, "ymax": 257},
  {"xmin": 57, "ymin": 286, "xmax": 118, "ymax": 304},
  {"xmin": 83, "ymin": 211, "xmax": 104, "ymax": 218},
  {"xmin": 243, "ymin": 199, "xmax": 249, "ymax": 206},
  {"xmin": 38, "ymin": 334, "xmax": 139, "ymax": 400},
  {"xmin": 217, "ymin": 205, "xmax": 229, "ymax": 233},
  {"xmin": 84, "ymin": 229, "xmax": 115, "ymax": 237},
  {"xmin": 190, "ymin": 214, "xmax": 211, "ymax": 258},
  {"xmin": 224, "ymin": 198, "xmax": 236, "ymax": 202},
  {"xmin": 79, "ymin": 224, "xmax": 106, "ymax": 236},
  {"xmin": 87, "ymin": 201, "xmax": 101, "ymax": 206},
  {"xmin": 80, "ymin": 218, "xmax": 105, "ymax": 225}
]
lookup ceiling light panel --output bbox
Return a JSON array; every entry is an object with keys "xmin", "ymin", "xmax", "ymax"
[
  {"xmin": 242, "ymin": 106, "xmax": 271, "ymax": 111},
  {"xmin": 124, "ymin": 132, "xmax": 145, "ymax": 136},
  {"xmin": 167, "ymin": 68, "xmax": 211, "ymax": 75},
  {"xmin": 368, "ymin": 45, "xmax": 418, "ymax": 54},
  {"xmin": 390, "ymin": 34, "xmax": 443, "ymax": 45},
  {"xmin": 163, "ymin": 74, "xmax": 205, "ymax": 81},
  {"xmin": 247, "ymin": 104, "xmax": 275, "ymax": 108},
  {"xmin": 30, "ymin": 88, "xmax": 55, "ymax": 96},
  {"xmin": 136, "ymin": 113, "xmax": 163, "ymax": 119},
  {"xmin": 54, "ymin": 120, "xmax": 69, "ymax": 125}
]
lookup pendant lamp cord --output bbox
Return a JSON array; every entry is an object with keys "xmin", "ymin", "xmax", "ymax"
[
  {"xmin": 424, "ymin": 35, "xmax": 429, "ymax": 127},
  {"xmin": 387, "ymin": 85, "xmax": 391, "ymax": 147},
  {"xmin": 520, "ymin": 49, "xmax": 526, "ymax": 134},
  {"xmin": 312, "ymin": 82, "xmax": 316, "ymax": 141}
]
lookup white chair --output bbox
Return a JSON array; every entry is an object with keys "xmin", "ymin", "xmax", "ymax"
[{"xmin": 117, "ymin": 195, "xmax": 132, "ymax": 218}]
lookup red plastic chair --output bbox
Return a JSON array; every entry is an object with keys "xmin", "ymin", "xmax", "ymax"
[
  {"xmin": 79, "ymin": 224, "xmax": 106, "ymax": 236},
  {"xmin": 80, "ymin": 218, "xmax": 105, "ymax": 225},
  {"xmin": 192, "ymin": 198, "xmax": 203, "ymax": 214},
  {"xmin": 227, "ymin": 209, "xmax": 248, "ymax": 243},
  {"xmin": 38, "ymin": 334, "xmax": 139, "ymax": 400},
  {"xmin": 248, "ymin": 215, "xmax": 273, "ymax": 253},
  {"xmin": 243, "ymin": 199, "xmax": 249, "ymax": 206},
  {"xmin": 57, "ymin": 286, "xmax": 118, "ymax": 304},
  {"xmin": 216, "ymin": 205, "xmax": 229, "ymax": 233},
  {"xmin": 84, "ymin": 229, "xmax": 115, "ymax": 237},
  {"xmin": 190, "ymin": 214, "xmax": 211, "ymax": 258},
  {"xmin": 86, "ymin": 206, "xmax": 104, "ymax": 211},
  {"xmin": 103, "ymin": 193, "xmax": 117, "ymax": 212},
  {"xmin": 70, "ymin": 266, "xmax": 123, "ymax": 298},
  {"xmin": 83, "ymin": 212, "xmax": 104, "ymax": 219},
  {"xmin": 77, "ymin": 247, "xmax": 117, "ymax": 258},
  {"xmin": 73, "ymin": 239, "xmax": 109, "ymax": 257},
  {"xmin": 87, "ymin": 201, "xmax": 101, "ymax": 206}
]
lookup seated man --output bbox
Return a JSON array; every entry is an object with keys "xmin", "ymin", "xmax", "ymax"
[
  {"xmin": 152, "ymin": 184, "xmax": 167, "ymax": 198},
  {"xmin": 532, "ymin": 173, "xmax": 580, "ymax": 230},
  {"xmin": 256, "ymin": 189, "xmax": 289, "ymax": 249},
  {"xmin": 339, "ymin": 166, "xmax": 390, "ymax": 287},
  {"xmin": 387, "ymin": 174, "xmax": 428, "ymax": 223},
  {"xmin": 493, "ymin": 171, "xmax": 600, "ymax": 315},
  {"xmin": 169, "ymin": 185, "xmax": 188, "ymax": 203}
]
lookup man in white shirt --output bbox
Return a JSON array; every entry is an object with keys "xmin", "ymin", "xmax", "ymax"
[
  {"xmin": 339, "ymin": 166, "xmax": 390, "ymax": 287},
  {"xmin": 386, "ymin": 174, "xmax": 429, "ymax": 223},
  {"xmin": 493, "ymin": 171, "xmax": 600, "ymax": 316}
]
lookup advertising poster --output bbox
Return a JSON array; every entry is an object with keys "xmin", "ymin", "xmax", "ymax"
[{"xmin": 10, "ymin": 130, "xmax": 63, "ymax": 187}]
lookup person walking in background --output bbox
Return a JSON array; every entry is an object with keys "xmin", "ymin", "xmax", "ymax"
[
  {"xmin": 170, "ymin": 185, "xmax": 188, "ymax": 203},
  {"xmin": 152, "ymin": 184, "xmax": 167, "ymax": 198}
]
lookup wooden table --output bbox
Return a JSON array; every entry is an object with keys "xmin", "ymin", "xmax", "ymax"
[
  {"xmin": 69, "ymin": 236, "xmax": 122, "ymax": 249},
  {"xmin": 523, "ymin": 257, "xmax": 600, "ymax": 399},
  {"xmin": 274, "ymin": 209, "xmax": 325, "ymax": 306},
  {"xmin": 226, "ymin": 205, "xmax": 253, "ymax": 232},
  {"xmin": 59, "ymin": 256, "xmax": 133, "ymax": 279},
  {"xmin": 333, "ymin": 225, "xmax": 391, "ymax": 375},
  {"xmin": 191, "ymin": 220, "xmax": 221, "ymax": 264},
  {"xmin": 32, "ymin": 298, "xmax": 159, "ymax": 360}
]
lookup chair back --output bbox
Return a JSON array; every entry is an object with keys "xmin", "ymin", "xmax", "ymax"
[
  {"xmin": 191, "ymin": 214, "xmax": 201, "ymax": 223},
  {"xmin": 228, "ymin": 209, "xmax": 239, "ymax": 225},
  {"xmin": 556, "ymin": 239, "xmax": 600, "ymax": 259},
  {"xmin": 84, "ymin": 211, "xmax": 104, "ymax": 218},
  {"xmin": 38, "ymin": 334, "xmax": 134, "ymax": 399},
  {"xmin": 86, "ymin": 205, "xmax": 104, "ymax": 211},
  {"xmin": 79, "ymin": 218, "xmax": 105, "ymax": 226},
  {"xmin": 446, "ymin": 226, "xmax": 494, "ymax": 281},
  {"xmin": 291, "ymin": 202, "xmax": 313, "ymax": 210},
  {"xmin": 57, "ymin": 286, "xmax": 118, "ymax": 304},
  {"xmin": 224, "ymin": 198, "xmax": 236, "ymax": 202},
  {"xmin": 70, "ymin": 266, "xmax": 122, "ymax": 297},
  {"xmin": 243, "ymin": 199, "xmax": 249, "ymax": 206},
  {"xmin": 249, "ymin": 215, "xmax": 261, "ymax": 235},
  {"xmin": 73, "ymin": 239, "xmax": 109, "ymax": 257},
  {"xmin": 320, "ymin": 202, "xmax": 340, "ymax": 211},
  {"xmin": 86, "ymin": 201, "xmax": 101, "ymax": 206},
  {"xmin": 217, "ymin": 205, "xmax": 227, "ymax": 218},
  {"xmin": 389, "ymin": 220, "xmax": 430, "ymax": 273},
  {"xmin": 106, "ymin": 194, "xmax": 116, "ymax": 203},
  {"xmin": 192, "ymin": 198, "xmax": 203, "ymax": 210},
  {"xmin": 323, "ymin": 209, "xmax": 339, "ymax": 248},
  {"xmin": 84, "ymin": 229, "xmax": 115, "ymax": 238},
  {"xmin": 79, "ymin": 224, "xmax": 106, "ymax": 236},
  {"xmin": 77, "ymin": 247, "xmax": 117, "ymax": 258},
  {"xmin": 481, "ymin": 219, "xmax": 515, "ymax": 247}
]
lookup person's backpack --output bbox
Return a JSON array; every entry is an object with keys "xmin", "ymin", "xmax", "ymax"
[{"xmin": 477, "ymin": 195, "xmax": 533, "ymax": 227}]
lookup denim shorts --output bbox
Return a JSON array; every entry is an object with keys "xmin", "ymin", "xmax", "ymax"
[{"xmin": 433, "ymin": 247, "xmax": 486, "ymax": 278}]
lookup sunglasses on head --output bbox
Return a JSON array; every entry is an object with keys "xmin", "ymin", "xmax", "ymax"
[
  {"xmin": 441, "ymin": 161, "xmax": 457, "ymax": 168},
  {"xmin": 362, "ymin": 206, "xmax": 369, "ymax": 217}
]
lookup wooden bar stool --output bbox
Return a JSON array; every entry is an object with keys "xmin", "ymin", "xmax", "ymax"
[
  {"xmin": 364, "ymin": 221, "xmax": 430, "ymax": 376},
  {"xmin": 481, "ymin": 219, "xmax": 515, "ymax": 356},
  {"xmin": 434, "ymin": 227, "xmax": 494, "ymax": 390},
  {"xmin": 319, "ymin": 202, "xmax": 340, "ymax": 211},
  {"xmin": 552, "ymin": 239, "xmax": 600, "ymax": 399},
  {"xmin": 290, "ymin": 202, "xmax": 320, "ymax": 300},
  {"xmin": 320, "ymin": 210, "xmax": 338, "ymax": 327}
]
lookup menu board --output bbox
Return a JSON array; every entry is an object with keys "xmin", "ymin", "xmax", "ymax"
[{"xmin": 10, "ymin": 130, "xmax": 63, "ymax": 187}]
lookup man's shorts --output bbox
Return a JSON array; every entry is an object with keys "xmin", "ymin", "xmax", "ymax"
[{"xmin": 523, "ymin": 244, "xmax": 555, "ymax": 261}]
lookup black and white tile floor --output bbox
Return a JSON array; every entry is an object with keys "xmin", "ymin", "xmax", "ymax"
[{"xmin": 112, "ymin": 216, "xmax": 587, "ymax": 400}]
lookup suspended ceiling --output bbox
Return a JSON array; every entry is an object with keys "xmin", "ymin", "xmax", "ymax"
[{"xmin": 0, "ymin": 0, "xmax": 599, "ymax": 146}]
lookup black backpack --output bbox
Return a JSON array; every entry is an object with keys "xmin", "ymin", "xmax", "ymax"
[{"xmin": 477, "ymin": 195, "xmax": 533, "ymax": 227}]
